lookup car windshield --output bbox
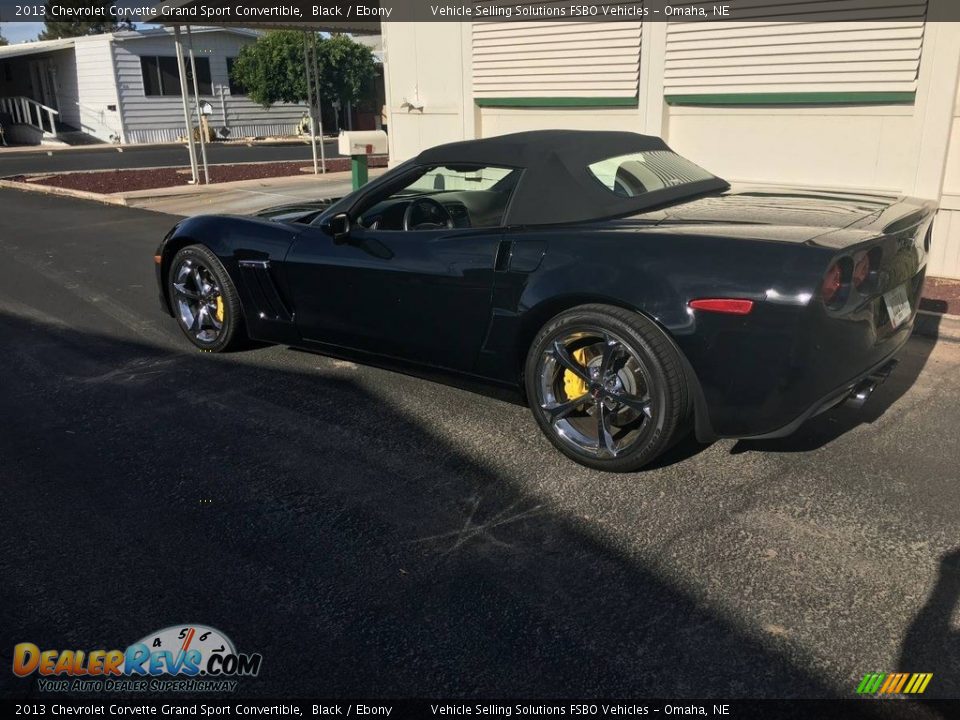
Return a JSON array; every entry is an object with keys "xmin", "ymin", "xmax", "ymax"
[
  {"xmin": 587, "ymin": 151, "xmax": 717, "ymax": 198},
  {"xmin": 399, "ymin": 165, "xmax": 518, "ymax": 195}
]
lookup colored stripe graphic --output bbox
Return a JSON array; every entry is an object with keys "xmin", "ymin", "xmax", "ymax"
[
  {"xmin": 856, "ymin": 674, "xmax": 885, "ymax": 694},
  {"xmin": 879, "ymin": 674, "xmax": 897, "ymax": 693},
  {"xmin": 892, "ymin": 673, "xmax": 910, "ymax": 693},
  {"xmin": 904, "ymin": 673, "xmax": 933, "ymax": 694},
  {"xmin": 857, "ymin": 673, "xmax": 932, "ymax": 694},
  {"xmin": 855, "ymin": 674, "xmax": 875, "ymax": 694}
]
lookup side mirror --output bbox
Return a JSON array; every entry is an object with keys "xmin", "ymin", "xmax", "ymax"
[{"xmin": 322, "ymin": 212, "xmax": 351, "ymax": 243}]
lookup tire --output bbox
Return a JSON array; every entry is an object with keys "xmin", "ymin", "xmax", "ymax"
[
  {"xmin": 167, "ymin": 244, "xmax": 246, "ymax": 353},
  {"xmin": 524, "ymin": 304, "xmax": 688, "ymax": 472}
]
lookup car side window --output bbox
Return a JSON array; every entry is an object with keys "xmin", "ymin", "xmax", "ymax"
[{"xmin": 357, "ymin": 164, "xmax": 521, "ymax": 232}]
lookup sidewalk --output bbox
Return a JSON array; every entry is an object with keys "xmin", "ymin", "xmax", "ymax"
[
  {"xmin": 121, "ymin": 169, "xmax": 383, "ymax": 216},
  {"xmin": 0, "ymin": 168, "xmax": 384, "ymax": 216}
]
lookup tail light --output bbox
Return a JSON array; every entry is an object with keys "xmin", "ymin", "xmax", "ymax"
[
  {"xmin": 821, "ymin": 263, "xmax": 843, "ymax": 305},
  {"xmin": 852, "ymin": 254, "xmax": 871, "ymax": 289}
]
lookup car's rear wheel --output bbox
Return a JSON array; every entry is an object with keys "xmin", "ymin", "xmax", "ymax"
[
  {"xmin": 525, "ymin": 304, "xmax": 688, "ymax": 472},
  {"xmin": 168, "ymin": 244, "xmax": 244, "ymax": 352}
]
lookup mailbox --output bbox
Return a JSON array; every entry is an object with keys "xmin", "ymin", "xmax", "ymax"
[
  {"xmin": 338, "ymin": 130, "xmax": 387, "ymax": 189},
  {"xmin": 338, "ymin": 130, "xmax": 387, "ymax": 156}
]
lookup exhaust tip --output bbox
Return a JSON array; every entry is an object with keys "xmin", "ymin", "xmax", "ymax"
[
  {"xmin": 843, "ymin": 359, "xmax": 898, "ymax": 410},
  {"xmin": 846, "ymin": 379, "xmax": 878, "ymax": 409}
]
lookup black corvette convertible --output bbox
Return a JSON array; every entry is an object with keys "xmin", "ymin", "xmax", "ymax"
[{"xmin": 155, "ymin": 130, "xmax": 934, "ymax": 471}]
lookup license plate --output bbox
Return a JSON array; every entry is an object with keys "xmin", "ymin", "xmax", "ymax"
[{"xmin": 884, "ymin": 284, "xmax": 912, "ymax": 329}]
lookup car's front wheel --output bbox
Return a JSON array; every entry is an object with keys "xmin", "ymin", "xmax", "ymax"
[
  {"xmin": 525, "ymin": 304, "xmax": 688, "ymax": 472},
  {"xmin": 168, "ymin": 244, "xmax": 245, "ymax": 352}
]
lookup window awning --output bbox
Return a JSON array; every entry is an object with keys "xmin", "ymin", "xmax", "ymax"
[{"xmin": 0, "ymin": 38, "xmax": 77, "ymax": 60}]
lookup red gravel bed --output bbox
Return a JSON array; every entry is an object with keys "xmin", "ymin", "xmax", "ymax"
[
  {"xmin": 920, "ymin": 276, "xmax": 960, "ymax": 315},
  {"xmin": 6, "ymin": 156, "xmax": 387, "ymax": 195}
]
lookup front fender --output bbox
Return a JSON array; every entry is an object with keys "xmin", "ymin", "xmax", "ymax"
[{"xmin": 155, "ymin": 214, "xmax": 301, "ymax": 320}]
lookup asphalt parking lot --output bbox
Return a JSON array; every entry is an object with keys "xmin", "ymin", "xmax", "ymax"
[{"xmin": 0, "ymin": 188, "xmax": 958, "ymax": 708}]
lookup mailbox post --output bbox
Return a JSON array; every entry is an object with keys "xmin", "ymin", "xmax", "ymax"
[
  {"xmin": 338, "ymin": 130, "xmax": 388, "ymax": 190},
  {"xmin": 352, "ymin": 153, "xmax": 368, "ymax": 189}
]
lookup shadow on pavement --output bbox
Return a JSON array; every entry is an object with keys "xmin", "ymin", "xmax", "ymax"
[
  {"xmin": 900, "ymin": 548, "xmax": 960, "ymax": 705},
  {"xmin": 0, "ymin": 308, "xmax": 886, "ymax": 706}
]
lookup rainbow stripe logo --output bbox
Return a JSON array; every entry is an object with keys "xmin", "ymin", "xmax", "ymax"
[{"xmin": 856, "ymin": 673, "xmax": 933, "ymax": 695}]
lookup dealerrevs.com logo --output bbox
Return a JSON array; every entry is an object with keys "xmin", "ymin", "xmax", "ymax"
[{"xmin": 12, "ymin": 624, "xmax": 262, "ymax": 693}]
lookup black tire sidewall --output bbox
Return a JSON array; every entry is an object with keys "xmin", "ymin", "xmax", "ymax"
[{"xmin": 524, "ymin": 305, "xmax": 687, "ymax": 472}]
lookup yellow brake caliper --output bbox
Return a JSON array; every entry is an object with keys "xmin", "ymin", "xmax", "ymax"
[
  {"xmin": 215, "ymin": 295, "xmax": 225, "ymax": 323},
  {"xmin": 563, "ymin": 348, "xmax": 590, "ymax": 400}
]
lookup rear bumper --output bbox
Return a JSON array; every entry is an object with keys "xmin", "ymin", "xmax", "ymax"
[
  {"xmin": 736, "ymin": 353, "xmax": 901, "ymax": 441},
  {"xmin": 686, "ymin": 253, "xmax": 925, "ymax": 441}
]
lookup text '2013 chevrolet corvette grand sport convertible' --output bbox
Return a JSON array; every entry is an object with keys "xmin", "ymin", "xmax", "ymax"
[{"xmin": 155, "ymin": 130, "xmax": 935, "ymax": 471}]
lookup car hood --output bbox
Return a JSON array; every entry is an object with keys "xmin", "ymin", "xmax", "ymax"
[{"xmin": 254, "ymin": 200, "xmax": 338, "ymax": 224}]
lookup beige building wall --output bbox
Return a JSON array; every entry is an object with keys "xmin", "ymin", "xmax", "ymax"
[
  {"xmin": 381, "ymin": 18, "xmax": 960, "ymax": 278},
  {"xmin": 929, "ymin": 65, "xmax": 960, "ymax": 278},
  {"xmin": 382, "ymin": 23, "xmax": 475, "ymax": 163}
]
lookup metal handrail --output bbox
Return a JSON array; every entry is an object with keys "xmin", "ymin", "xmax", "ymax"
[{"xmin": 0, "ymin": 96, "xmax": 60, "ymax": 136}]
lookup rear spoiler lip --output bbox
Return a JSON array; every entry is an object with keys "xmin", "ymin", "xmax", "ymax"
[
  {"xmin": 806, "ymin": 196, "xmax": 937, "ymax": 250},
  {"xmin": 847, "ymin": 195, "xmax": 938, "ymax": 234}
]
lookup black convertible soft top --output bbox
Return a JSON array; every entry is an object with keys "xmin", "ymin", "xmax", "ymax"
[{"xmin": 414, "ymin": 130, "xmax": 729, "ymax": 226}]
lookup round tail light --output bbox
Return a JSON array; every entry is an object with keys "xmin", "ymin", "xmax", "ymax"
[{"xmin": 821, "ymin": 263, "xmax": 843, "ymax": 305}]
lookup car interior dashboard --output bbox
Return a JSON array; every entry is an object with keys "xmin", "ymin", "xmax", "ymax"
[{"xmin": 357, "ymin": 190, "xmax": 510, "ymax": 231}]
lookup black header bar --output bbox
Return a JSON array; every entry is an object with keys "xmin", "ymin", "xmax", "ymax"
[
  {"xmin": 0, "ymin": 0, "xmax": 956, "ymax": 25},
  {"xmin": 2, "ymin": 699, "xmax": 959, "ymax": 720}
]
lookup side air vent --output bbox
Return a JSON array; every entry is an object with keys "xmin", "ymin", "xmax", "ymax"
[{"xmin": 237, "ymin": 259, "xmax": 293, "ymax": 322}]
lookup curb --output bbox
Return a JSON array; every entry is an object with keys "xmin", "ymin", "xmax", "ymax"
[
  {"xmin": 913, "ymin": 310, "xmax": 960, "ymax": 344},
  {"xmin": 0, "ymin": 178, "xmax": 129, "ymax": 206},
  {"xmin": 0, "ymin": 169, "xmax": 376, "ymax": 212},
  {"xmin": 0, "ymin": 166, "xmax": 381, "ymax": 205}
]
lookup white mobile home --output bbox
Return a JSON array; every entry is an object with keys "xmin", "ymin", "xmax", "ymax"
[{"xmin": 0, "ymin": 27, "xmax": 307, "ymax": 145}]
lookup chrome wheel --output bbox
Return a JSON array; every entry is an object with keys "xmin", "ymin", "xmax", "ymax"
[
  {"xmin": 536, "ymin": 329, "xmax": 655, "ymax": 459},
  {"xmin": 172, "ymin": 258, "xmax": 224, "ymax": 344}
]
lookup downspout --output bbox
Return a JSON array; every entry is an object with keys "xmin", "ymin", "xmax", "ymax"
[{"xmin": 105, "ymin": 36, "xmax": 128, "ymax": 143}]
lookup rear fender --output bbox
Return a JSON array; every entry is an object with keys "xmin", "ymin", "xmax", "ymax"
[{"xmin": 500, "ymin": 229, "xmax": 835, "ymax": 438}]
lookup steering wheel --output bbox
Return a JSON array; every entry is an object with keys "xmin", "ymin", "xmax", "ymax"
[{"xmin": 403, "ymin": 197, "xmax": 455, "ymax": 231}]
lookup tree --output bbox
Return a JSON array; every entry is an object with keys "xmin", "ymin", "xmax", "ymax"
[
  {"xmin": 230, "ymin": 31, "xmax": 378, "ymax": 128},
  {"xmin": 0, "ymin": 30, "xmax": 8, "ymax": 47},
  {"xmin": 315, "ymin": 35, "xmax": 377, "ymax": 111},
  {"xmin": 39, "ymin": 1, "xmax": 129, "ymax": 40},
  {"xmin": 229, "ymin": 31, "xmax": 309, "ymax": 107}
]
